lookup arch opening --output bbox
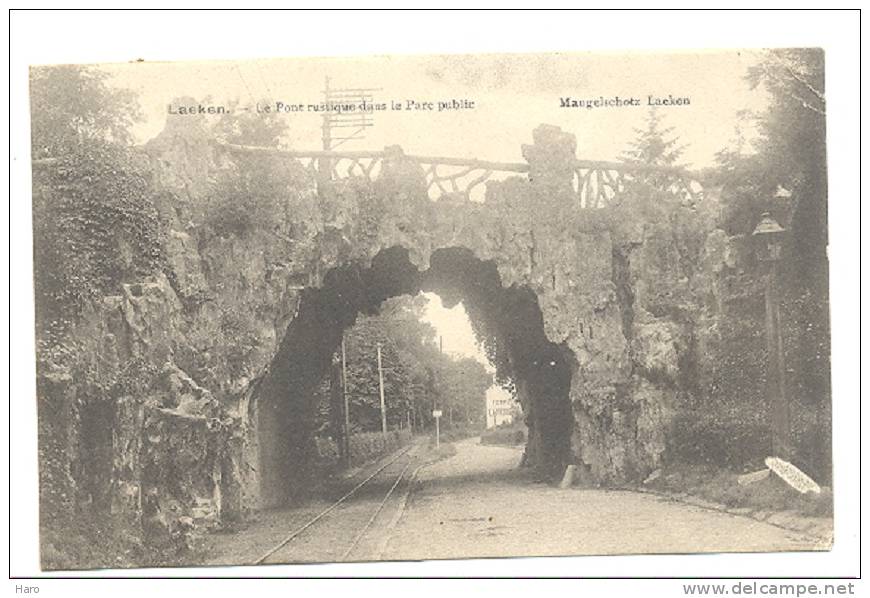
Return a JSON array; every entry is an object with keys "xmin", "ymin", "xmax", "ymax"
[{"xmin": 252, "ymin": 246, "xmax": 576, "ymax": 507}]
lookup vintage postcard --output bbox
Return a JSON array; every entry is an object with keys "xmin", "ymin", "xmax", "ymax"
[{"xmin": 28, "ymin": 49, "xmax": 832, "ymax": 571}]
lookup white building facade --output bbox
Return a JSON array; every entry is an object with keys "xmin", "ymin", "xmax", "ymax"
[{"xmin": 485, "ymin": 388, "xmax": 516, "ymax": 429}]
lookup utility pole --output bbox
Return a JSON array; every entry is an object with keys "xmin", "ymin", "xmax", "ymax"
[
  {"xmin": 318, "ymin": 77, "xmax": 333, "ymax": 191},
  {"xmin": 316, "ymin": 77, "xmax": 381, "ymax": 216},
  {"xmin": 341, "ymin": 334, "xmax": 350, "ymax": 465},
  {"xmin": 377, "ymin": 343, "xmax": 387, "ymax": 439},
  {"xmin": 321, "ymin": 76, "xmax": 332, "ymax": 151},
  {"xmin": 319, "ymin": 77, "xmax": 379, "ymax": 152},
  {"xmin": 442, "ymin": 335, "xmax": 454, "ymax": 428},
  {"xmin": 434, "ymin": 335, "xmax": 443, "ymax": 448}
]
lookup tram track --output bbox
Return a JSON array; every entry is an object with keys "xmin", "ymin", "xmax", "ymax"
[{"xmin": 253, "ymin": 443, "xmax": 419, "ymax": 565}]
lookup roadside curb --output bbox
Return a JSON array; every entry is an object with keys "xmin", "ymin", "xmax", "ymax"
[{"xmin": 624, "ymin": 486, "xmax": 833, "ymax": 548}]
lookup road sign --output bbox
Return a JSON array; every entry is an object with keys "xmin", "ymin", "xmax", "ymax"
[
  {"xmin": 432, "ymin": 410, "xmax": 442, "ymax": 418},
  {"xmin": 765, "ymin": 457, "xmax": 821, "ymax": 494}
]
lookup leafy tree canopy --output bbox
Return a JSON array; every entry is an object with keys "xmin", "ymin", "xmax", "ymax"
[
  {"xmin": 316, "ymin": 294, "xmax": 495, "ymax": 434},
  {"xmin": 30, "ymin": 65, "xmax": 142, "ymax": 158},
  {"xmin": 204, "ymin": 99, "xmax": 315, "ymax": 239},
  {"xmin": 211, "ymin": 99, "xmax": 289, "ymax": 147}
]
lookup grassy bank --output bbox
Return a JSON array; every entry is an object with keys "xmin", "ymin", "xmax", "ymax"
[{"xmin": 644, "ymin": 463, "xmax": 833, "ymax": 519}]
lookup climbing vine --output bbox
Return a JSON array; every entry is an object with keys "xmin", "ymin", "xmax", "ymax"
[{"xmin": 33, "ymin": 140, "xmax": 166, "ymax": 330}]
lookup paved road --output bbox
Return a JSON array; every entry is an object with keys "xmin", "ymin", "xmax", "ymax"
[
  {"xmin": 202, "ymin": 438, "xmax": 828, "ymax": 566},
  {"xmin": 380, "ymin": 439, "xmax": 827, "ymax": 561}
]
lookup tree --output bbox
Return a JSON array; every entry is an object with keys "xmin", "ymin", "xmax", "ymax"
[
  {"xmin": 336, "ymin": 296, "xmax": 436, "ymax": 432},
  {"xmin": 621, "ymin": 107, "xmax": 687, "ymax": 168},
  {"xmin": 716, "ymin": 50, "xmax": 826, "ymax": 245},
  {"xmin": 30, "ymin": 65, "xmax": 142, "ymax": 158},
  {"xmin": 315, "ymin": 293, "xmax": 494, "ymax": 436},
  {"xmin": 712, "ymin": 109, "xmax": 772, "ymax": 236},
  {"xmin": 211, "ymin": 99, "xmax": 289, "ymax": 147},
  {"xmin": 745, "ymin": 49, "xmax": 827, "ymax": 288},
  {"xmin": 343, "ymin": 317, "xmax": 412, "ymax": 432},
  {"xmin": 30, "ymin": 66, "xmax": 163, "ymax": 330},
  {"xmin": 748, "ymin": 49, "xmax": 829, "ymax": 480},
  {"xmin": 711, "ymin": 49, "xmax": 830, "ymax": 481},
  {"xmin": 204, "ymin": 99, "xmax": 314, "ymax": 239},
  {"xmin": 434, "ymin": 357, "xmax": 492, "ymax": 428}
]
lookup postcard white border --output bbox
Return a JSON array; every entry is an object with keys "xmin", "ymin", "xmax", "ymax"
[{"xmin": 7, "ymin": 8, "xmax": 862, "ymax": 590}]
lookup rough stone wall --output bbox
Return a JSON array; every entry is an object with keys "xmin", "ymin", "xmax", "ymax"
[
  {"xmin": 37, "ymin": 117, "xmax": 729, "ymax": 547},
  {"xmin": 36, "ymin": 118, "xmax": 309, "ymax": 544}
]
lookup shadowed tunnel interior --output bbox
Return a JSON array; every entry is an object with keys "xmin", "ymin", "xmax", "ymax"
[{"xmin": 253, "ymin": 246, "xmax": 576, "ymax": 507}]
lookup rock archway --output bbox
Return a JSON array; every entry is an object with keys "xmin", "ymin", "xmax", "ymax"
[{"xmin": 250, "ymin": 246, "xmax": 576, "ymax": 508}]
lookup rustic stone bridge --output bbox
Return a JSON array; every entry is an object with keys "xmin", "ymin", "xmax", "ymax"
[
  {"xmin": 41, "ymin": 118, "xmax": 730, "ymax": 537},
  {"xmin": 210, "ymin": 126, "xmax": 712, "ymax": 508}
]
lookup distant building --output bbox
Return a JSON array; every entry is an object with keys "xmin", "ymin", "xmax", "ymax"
[{"xmin": 486, "ymin": 393, "xmax": 516, "ymax": 429}]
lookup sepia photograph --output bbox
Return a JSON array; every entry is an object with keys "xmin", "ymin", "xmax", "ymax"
[
  {"xmin": 8, "ymin": 9, "xmax": 862, "ymax": 591},
  {"xmin": 25, "ymin": 47, "xmax": 835, "ymax": 571}
]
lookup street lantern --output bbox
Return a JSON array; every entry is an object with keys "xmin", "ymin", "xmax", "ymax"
[
  {"xmin": 753, "ymin": 212, "xmax": 789, "ymax": 458},
  {"xmin": 752, "ymin": 212, "xmax": 786, "ymax": 262}
]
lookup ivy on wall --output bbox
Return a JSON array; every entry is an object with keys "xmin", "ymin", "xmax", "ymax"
[{"xmin": 33, "ymin": 140, "xmax": 166, "ymax": 330}]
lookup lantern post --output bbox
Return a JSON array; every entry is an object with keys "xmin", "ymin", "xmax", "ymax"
[{"xmin": 752, "ymin": 212, "xmax": 789, "ymax": 458}]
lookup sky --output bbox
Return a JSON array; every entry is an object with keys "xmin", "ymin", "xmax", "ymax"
[
  {"xmin": 419, "ymin": 293, "xmax": 488, "ymax": 364},
  {"xmin": 101, "ymin": 50, "xmax": 770, "ymax": 168},
  {"xmin": 420, "ymin": 292, "xmax": 514, "ymax": 408}
]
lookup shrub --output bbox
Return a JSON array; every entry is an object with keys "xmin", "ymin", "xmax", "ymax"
[
  {"xmin": 203, "ymin": 154, "xmax": 312, "ymax": 240},
  {"xmin": 347, "ymin": 429, "xmax": 412, "ymax": 467},
  {"xmin": 311, "ymin": 430, "xmax": 413, "ymax": 470},
  {"xmin": 668, "ymin": 409, "xmax": 772, "ymax": 469},
  {"xmin": 481, "ymin": 427, "xmax": 526, "ymax": 446}
]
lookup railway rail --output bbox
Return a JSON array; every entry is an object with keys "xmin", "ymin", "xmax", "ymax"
[{"xmin": 254, "ymin": 443, "xmax": 420, "ymax": 565}]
